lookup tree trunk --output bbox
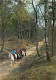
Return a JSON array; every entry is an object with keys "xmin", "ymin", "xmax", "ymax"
[
  {"xmin": 44, "ymin": 0, "xmax": 50, "ymax": 61},
  {"xmin": 46, "ymin": 42, "xmax": 50, "ymax": 61},
  {"xmin": 52, "ymin": 0, "xmax": 55, "ymax": 56},
  {"xmin": 0, "ymin": 36, "xmax": 5, "ymax": 54},
  {"xmin": 32, "ymin": 0, "xmax": 40, "ymax": 57}
]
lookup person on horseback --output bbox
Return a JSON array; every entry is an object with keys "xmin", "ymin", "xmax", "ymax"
[
  {"xmin": 20, "ymin": 45, "xmax": 26, "ymax": 56},
  {"xmin": 12, "ymin": 50, "xmax": 16, "ymax": 55},
  {"xmin": 12, "ymin": 49, "xmax": 17, "ymax": 59},
  {"xmin": 20, "ymin": 45, "xmax": 22, "ymax": 49},
  {"xmin": 12, "ymin": 50, "xmax": 16, "ymax": 57},
  {"xmin": 18, "ymin": 50, "xmax": 22, "ymax": 59}
]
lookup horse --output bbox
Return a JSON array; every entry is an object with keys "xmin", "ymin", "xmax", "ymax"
[
  {"xmin": 14, "ymin": 53, "xmax": 17, "ymax": 59},
  {"xmin": 15, "ymin": 49, "xmax": 26, "ymax": 59},
  {"xmin": 21, "ymin": 48, "xmax": 26, "ymax": 56},
  {"xmin": 9, "ymin": 53, "xmax": 14, "ymax": 66}
]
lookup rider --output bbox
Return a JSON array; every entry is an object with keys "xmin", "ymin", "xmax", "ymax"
[
  {"xmin": 12, "ymin": 49, "xmax": 16, "ymax": 55},
  {"xmin": 20, "ymin": 45, "xmax": 22, "ymax": 49},
  {"xmin": 18, "ymin": 50, "xmax": 22, "ymax": 59},
  {"xmin": 12, "ymin": 49, "xmax": 16, "ymax": 59}
]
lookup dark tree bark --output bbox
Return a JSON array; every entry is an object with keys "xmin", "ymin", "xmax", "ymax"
[
  {"xmin": 52, "ymin": 0, "xmax": 55, "ymax": 56},
  {"xmin": 0, "ymin": 37, "xmax": 5, "ymax": 54}
]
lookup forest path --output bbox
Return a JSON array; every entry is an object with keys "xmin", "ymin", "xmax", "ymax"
[
  {"xmin": 26, "ymin": 39, "xmax": 45, "ymax": 56},
  {"xmin": 0, "ymin": 39, "xmax": 45, "ymax": 80}
]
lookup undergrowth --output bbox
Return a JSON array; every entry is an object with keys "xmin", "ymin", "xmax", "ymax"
[{"xmin": 3, "ymin": 53, "xmax": 56, "ymax": 80}]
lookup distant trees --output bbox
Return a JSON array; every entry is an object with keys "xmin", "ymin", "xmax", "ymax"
[
  {"xmin": 0, "ymin": 0, "xmax": 42, "ymax": 54},
  {"xmin": 0, "ymin": 0, "xmax": 10, "ymax": 53}
]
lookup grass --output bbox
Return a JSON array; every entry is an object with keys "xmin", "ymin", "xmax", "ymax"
[
  {"xmin": 3, "ymin": 53, "xmax": 56, "ymax": 80},
  {"xmin": 19, "ymin": 56, "xmax": 56, "ymax": 80},
  {"xmin": 0, "ymin": 53, "xmax": 8, "ymax": 62}
]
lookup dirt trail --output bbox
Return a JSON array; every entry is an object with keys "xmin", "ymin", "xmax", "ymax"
[
  {"xmin": 26, "ymin": 39, "xmax": 45, "ymax": 56},
  {"xmin": 0, "ymin": 39, "xmax": 45, "ymax": 80}
]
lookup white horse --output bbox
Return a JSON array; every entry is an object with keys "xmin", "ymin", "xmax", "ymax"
[
  {"xmin": 22, "ymin": 50, "xmax": 25, "ymax": 56},
  {"xmin": 9, "ymin": 53, "xmax": 14, "ymax": 66}
]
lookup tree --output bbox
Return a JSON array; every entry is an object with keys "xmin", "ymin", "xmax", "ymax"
[
  {"xmin": 31, "ymin": 0, "xmax": 40, "ymax": 57},
  {"xmin": 44, "ymin": 0, "xmax": 50, "ymax": 61}
]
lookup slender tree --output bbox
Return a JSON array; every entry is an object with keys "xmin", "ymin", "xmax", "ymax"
[
  {"xmin": 32, "ymin": 0, "xmax": 40, "ymax": 57},
  {"xmin": 44, "ymin": 0, "xmax": 50, "ymax": 61}
]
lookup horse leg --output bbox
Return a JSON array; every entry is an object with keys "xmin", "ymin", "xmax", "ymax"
[
  {"xmin": 13, "ymin": 60, "xmax": 14, "ymax": 65},
  {"xmin": 25, "ymin": 51, "xmax": 26, "ymax": 56},
  {"xmin": 11, "ymin": 60, "xmax": 12, "ymax": 66},
  {"xmin": 16, "ymin": 54, "xmax": 18, "ymax": 60}
]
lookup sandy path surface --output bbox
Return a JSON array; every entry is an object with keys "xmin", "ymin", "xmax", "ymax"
[{"xmin": 0, "ymin": 39, "xmax": 45, "ymax": 80}]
